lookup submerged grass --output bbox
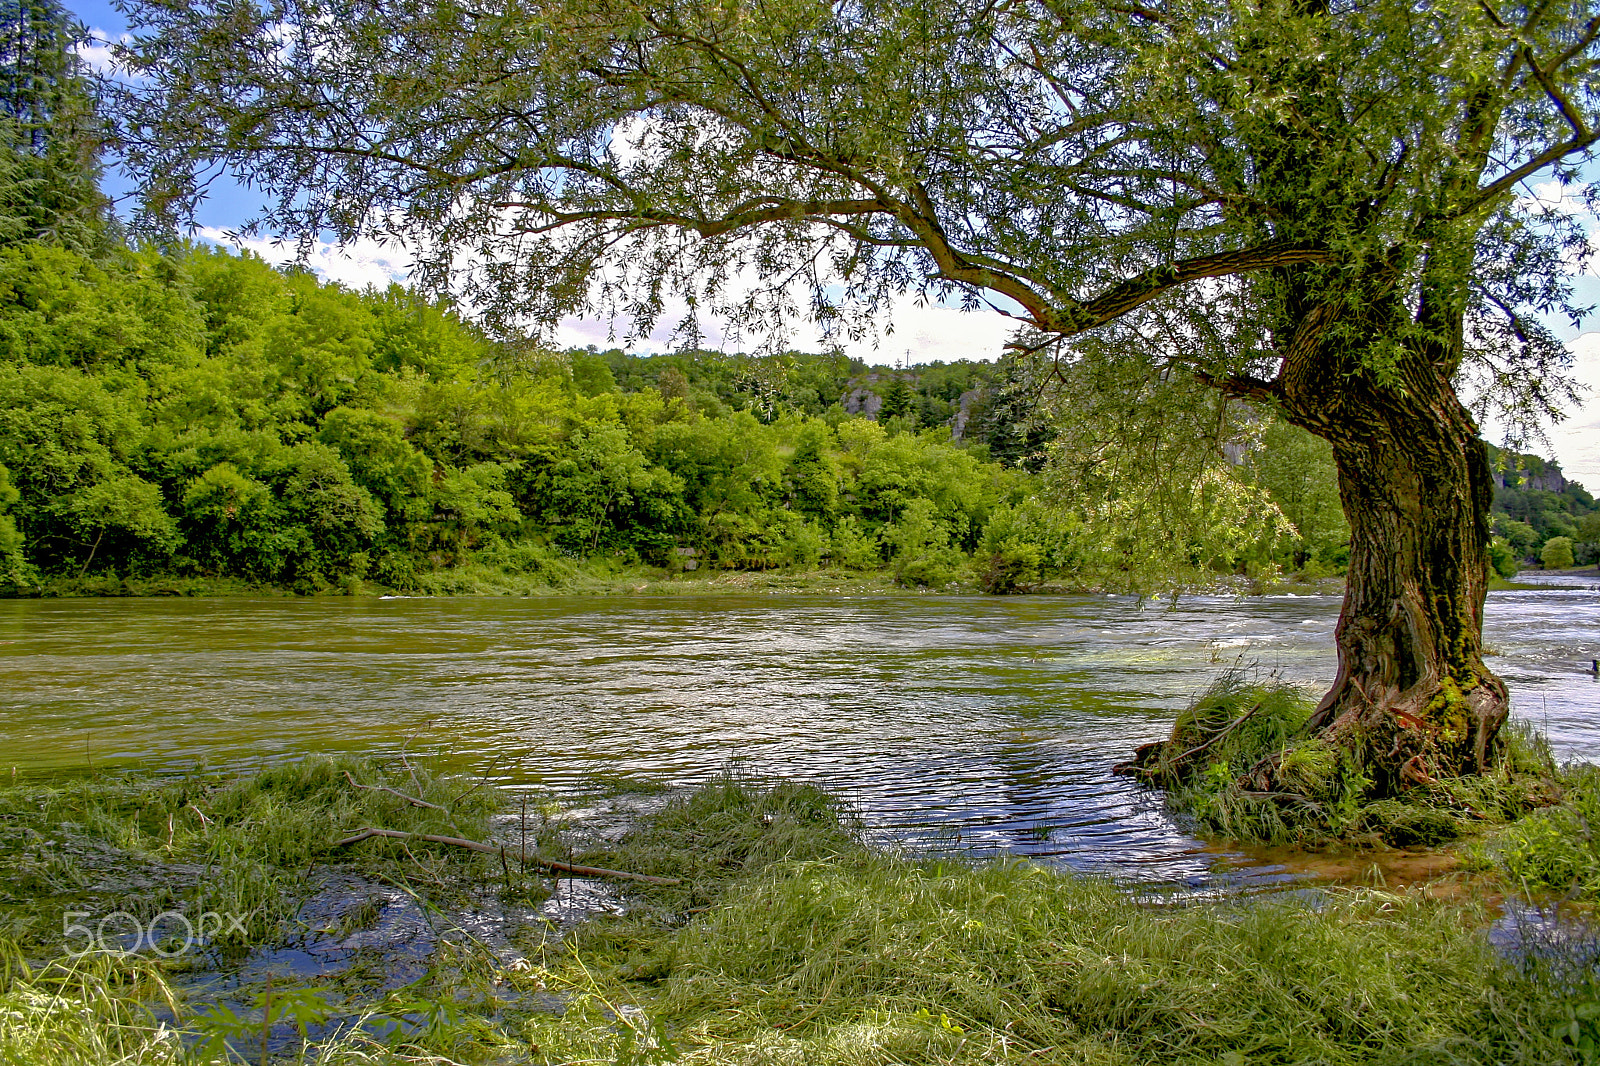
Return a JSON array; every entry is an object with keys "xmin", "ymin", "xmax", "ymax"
[
  {"xmin": 0, "ymin": 755, "xmax": 507, "ymax": 951},
  {"xmin": 4, "ymin": 762, "xmax": 1600, "ymax": 1063}
]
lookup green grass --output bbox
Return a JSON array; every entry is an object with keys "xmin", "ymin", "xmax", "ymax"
[
  {"xmin": 1471, "ymin": 763, "xmax": 1600, "ymax": 899},
  {"xmin": 577, "ymin": 774, "xmax": 866, "ymax": 913},
  {"xmin": 0, "ymin": 756, "xmax": 508, "ymax": 949},
  {"xmin": 0, "ymin": 945, "xmax": 185, "ymax": 1065},
  {"xmin": 1135, "ymin": 668, "xmax": 1563, "ymax": 847},
  {"xmin": 534, "ymin": 775, "xmax": 1599, "ymax": 1066},
  {"xmin": 17, "ymin": 564, "xmax": 928, "ymax": 600},
  {"xmin": 17, "ymin": 562, "xmax": 1362, "ymax": 600},
  {"xmin": 4, "ymin": 763, "xmax": 1600, "ymax": 1063},
  {"xmin": 552, "ymin": 859, "xmax": 1587, "ymax": 1065}
]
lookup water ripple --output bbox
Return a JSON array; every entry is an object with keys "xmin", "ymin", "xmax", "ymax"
[{"xmin": 1, "ymin": 586, "xmax": 1594, "ymax": 888}]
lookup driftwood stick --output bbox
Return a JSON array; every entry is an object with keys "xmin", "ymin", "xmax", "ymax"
[
  {"xmin": 329, "ymin": 827, "xmax": 681, "ymax": 885},
  {"xmin": 343, "ymin": 770, "xmax": 450, "ymax": 813},
  {"xmin": 1168, "ymin": 701, "xmax": 1265, "ymax": 769}
]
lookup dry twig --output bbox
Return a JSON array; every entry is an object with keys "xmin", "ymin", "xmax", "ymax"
[{"xmin": 343, "ymin": 770, "xmax": 450, "ymax": 812}]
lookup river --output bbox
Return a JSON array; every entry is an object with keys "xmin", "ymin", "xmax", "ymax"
[{"xmin": 3, "ymin": 575, "xmax": 1596, "ymax": 889}]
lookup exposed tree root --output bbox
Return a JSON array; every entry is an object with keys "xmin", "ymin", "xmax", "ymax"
[{"xmin": 1117, "ymin": 669, "xmax": 1561, "ymax": 846}]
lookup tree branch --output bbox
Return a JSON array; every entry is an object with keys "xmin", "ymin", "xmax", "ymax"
[
  {"xmin": 1461, "ymin": 127, "xmax": 1600, "ymax": 216},
  {"xmin": 1521, "ymin": 45, "xmax": 1590, "ymax": 139},
  {"xmin": 1190, "ymin": 369, "xmax": 1283, "ymax": 404},
  {"xmin": 1061, "ymin": 243, "xmax": 1336, "ymax": 332}
]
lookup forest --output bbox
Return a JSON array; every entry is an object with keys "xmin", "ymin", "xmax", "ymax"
[
  {"xmin": 0, "ymin": 238, "xmax": 1594, "ymax": 597},
  {"xmin": 0, "ymin": 237, "xmax": 1302, "ymax": 595},
  {"xmin": 3, "ymin": 0, "xmax": 1595, "ymax": 599}
]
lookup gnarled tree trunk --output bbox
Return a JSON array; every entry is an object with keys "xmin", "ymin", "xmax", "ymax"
[{"xmin": 1277, "ymin": 343, "xmax": 1509, "ymax": 794}]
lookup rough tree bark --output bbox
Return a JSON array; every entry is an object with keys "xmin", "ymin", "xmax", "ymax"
[
  {"xmin": 1262, "ymin": 295, "xmax": 1511, "ymax": 793},
  {"xmin": 1291, "ymin": 396, "xmax": 1507, "ymax": 791},
  {"xmin": 1119, "ymin": 342, "xmax": 1511, "ymax": 797}
]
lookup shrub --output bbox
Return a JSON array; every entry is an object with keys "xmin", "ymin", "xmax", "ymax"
[
  {"xmin": 1542, "ymin": 535, "xmax": 1576, "ymax": 570},
  {"xmin": 1489, "ymin": 536, "xmax": 1520, "ymax": 578}
]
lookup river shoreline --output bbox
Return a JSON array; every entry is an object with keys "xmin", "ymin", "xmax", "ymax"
[
  {"xmin": 7, "ymin": 564, "xmax": 1591, "ymax": 601},
  {"xmin": 2, "ymin": 758, "xmax": 1595, "ymax": 1065},
  {"xmin": 6, "ymin": 566, "xmax": 1351, "ymax": 600}
]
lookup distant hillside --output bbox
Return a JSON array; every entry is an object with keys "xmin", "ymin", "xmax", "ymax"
[{"xmin": 1485, "ymin": 444, "xmax": 1597, "ymax": 564}]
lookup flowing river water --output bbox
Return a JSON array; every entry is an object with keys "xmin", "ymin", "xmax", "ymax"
[{"xmin": 3, "ymin": 574, "xmax": 1596, "ymax": 891}]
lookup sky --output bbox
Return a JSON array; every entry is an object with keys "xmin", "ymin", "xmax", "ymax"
[{"xmin": 69, "ymin": 1, "xmax": 1600, "ymax": 489}]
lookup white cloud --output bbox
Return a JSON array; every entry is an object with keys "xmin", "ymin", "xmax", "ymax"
[
  {"xmin": 834, "ymin": 301, "xmax": 1015, "ymax": 364},
  {"xmin": 1514, "ymin": 179, "xmax": 1591, "ymax": 219},
  {"xmin": 195, "ymin": 227, "xmax": 414, "ymax": 293},
  {"xmin": 552, "ymin": 296, "xmax": 1014, "ymax": 364},
  {"xmin": 201, "ymin": 224, "xmax": 1017, "ymax": 364},
  {"xmin": 1548, "ymin": 332, "xmax": 1600, "ymax": 491},
  {"xmin": 74, "ymin": 31, "xmax": 136, "ymax": 79}
]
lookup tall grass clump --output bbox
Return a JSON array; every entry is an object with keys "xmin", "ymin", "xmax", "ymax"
[
  {"xmin": 0, "ymin": 943, "xmax": 182, "ymax": 1065},
  {"xmin": 0, "ymin": 755, "xmax": 505, "ymax": 948},
  {"xmin": 1474, "ymin": 763, "xmax": 1600, "ymax": 899},
  {"xmin": 579, "ymin": 772, "xmax": 865, "ymax": 912},
  {"xmin": 549, "ymin": 778, "xmax": 1597, "ymax": 1065},
  {"xmin": 1124, "ymin": 667, "xmax": 1563, "ymax": 846}
]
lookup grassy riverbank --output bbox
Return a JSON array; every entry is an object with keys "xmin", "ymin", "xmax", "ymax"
[
  {"xmin": 10, "ymin": 565, "xmax": 920, "ymax": 599},
  {"xmin": 2, "ymin": 759, "xmax": 1597, "ymax": 1064},
  {"xmin": 18, "ymin": 561, "xmax": 1589, "ymax": 599},
  {"xmin": 10, "ymin": 564, "xmax": 1349, "ymax": 600},
  {"xmin": 1126, "ymin": 671, "xmax": 1569, "ymax": 850}
]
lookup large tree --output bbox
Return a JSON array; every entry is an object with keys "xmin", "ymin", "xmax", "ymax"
[
  {"xmin": 0, "ymin": 0, "xmax": 109, "ymax": 249},
  {"xmin": 117, "ymin": 0, "xmax": 1598, "ymax": 791}
]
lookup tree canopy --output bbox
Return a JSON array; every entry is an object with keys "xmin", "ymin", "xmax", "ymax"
[
  {"xmin": 116, "ymin": 0, "xmax": 1589, "ymax": 415},
  {"xmin": 0, "ymin": 0, "xmax": 111, "ymax": 250}
]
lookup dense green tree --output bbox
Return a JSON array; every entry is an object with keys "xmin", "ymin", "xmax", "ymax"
[
  {"xmin": 179, "ymin": 461, "xmax": 276, "ymax": 575},
  {"xmin": 318, "ymin": 406, "xmax": 433, "ymax": 525},
  {"xmin": 879, "ymin": 376, "xmax": 913, "ymax": 421},
  {"xmin": 784, "ymin": 421, "xmax": 840, "ymax": 518},
  {"xmin": 884, "ymin": 498, "xmax": 963, "ymax": 586},
  {"xmin": 367, "ymin": 285, "xmax": 485, "ymax": 379},
  {"xmin": 962, "ymin": 355, "xmax": 1055, "ymax": 472},
  {"xmin": 974, "ymin": 499, "xmax": 1083, "ymax": 593},
  {"xmin": 1578, "ymin": 512, "xmax": 1600, "ymax": 564},
  {"xmin": 1495, "ymin": 517, "xmax": 1540, "ymax": 559},
  {"xmin": 1487, "ymin": 536, "xmax": 1520, "ymax": 579},
  {"xmin": 1541, "ymin": 535, "xmax": 1576, "ymax": 570},
  {"xmin": 0, "ymin": 459, "xmax": 28, "ymax": 583},
  {"xmin": 1247, "ymin": 422, "xmax": 1348, "ymax": 572},
  {"xmin": 0, "ymin": 0, "xmax": 109, "ymax": 250}
]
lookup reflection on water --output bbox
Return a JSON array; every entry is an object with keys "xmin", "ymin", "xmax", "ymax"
[{"xmin": 1, "ymin": 580, "xmax": 1595, "ymax": 889}]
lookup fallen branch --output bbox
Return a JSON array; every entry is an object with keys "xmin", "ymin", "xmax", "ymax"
[
  {"xmin": 329, "ymin": 827, "xmax": 681, "ymax": 885},
  {"xmin": 344, "ymin": 770, "xmax": 449, "ymax": 812},
  {"xmin": 1169, "ymin": 701, "xmax": 1264, "ymax": 769},
  {"xmin": 1115, "ymin": 701, "xmax": 1266, "ymax": 780}
]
